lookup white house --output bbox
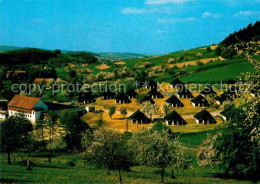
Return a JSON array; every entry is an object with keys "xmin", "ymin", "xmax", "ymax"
[{"xmin": 8, "ymin": 95, "xmax": 48, "ymax": 123}]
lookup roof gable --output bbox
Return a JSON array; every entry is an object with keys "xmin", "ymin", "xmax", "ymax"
[{"xmin": 8, "ymin": 95, "xmax": 40, "ymax": 109}]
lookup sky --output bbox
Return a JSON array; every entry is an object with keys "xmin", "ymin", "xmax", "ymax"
[{"xmin": 0, "ymin": 0, "xmax": 260, "ymax": 54}]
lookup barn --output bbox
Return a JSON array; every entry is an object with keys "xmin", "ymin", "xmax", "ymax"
[
  {"xmin": 129, "ymin": 110, "xmax": 150, "ymax": 124},
  {"xmin": 194, "ymin": 109, "xmax": 216, "ymax": 124},
  {"xmin": 165, "ymin": 94, "xmax": 184, "ymax": 107},
  {"xmin": 164, "ymin": 110, "xmax": 186, "ymax": 125}
]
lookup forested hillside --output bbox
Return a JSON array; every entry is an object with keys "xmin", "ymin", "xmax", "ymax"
[{"xmin": 0, "ymin": 48, "xmax": 97, "ymax": 65}]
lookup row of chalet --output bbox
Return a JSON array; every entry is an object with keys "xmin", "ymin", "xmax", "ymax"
[
  {"xmin": 4, "ymin": 95, "xmax": 94, "ymax": 123},
  {"xmin": 129, "ymin": 109, "xmax": 216, "ymax": 125}
]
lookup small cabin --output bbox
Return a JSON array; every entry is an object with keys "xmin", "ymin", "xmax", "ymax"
[
  {"xmin": 220, "ymin": 105, "xmax": 235, "ymax": 121},
  {"xmin": 225, "ymin": 86, "xmax": 241, "ymax": 98},
  {"xmin": 194, "ymin": 109, "xmax": 216, "ymax": 124},
  {"xmin": 191, "ymin": 95, "xmax": 210, "ymax": 107},
  {"xmin": 215, "ymin": 93, "xmax": 234, "ymax": 105},
  {"xmin": 102, "ymin": 89, "xmax": 116, "ymax": 100},
  {"xmin": 129, "ymin": 110, "xmax": 150, "ymax": 124},
  {"xmin": 126, "ymin": 88, "xmax": 137, "ymax": 99},
  {"xmin": 145, "ymin": 80, "xmax": 157, "ymax": 90},
  {"xmin": 78, "ymin": 92, "xmax": 96, "ymax": 104},
  {"xmin": 170, "ymin": 78, "xmax": 184, "ymax": 89},
  {"xmin": 165, "ymin": 95, "xmax": 184, "ymax": 107},
  {"xmin": 115, "ymin": 93, "xmax": 131, "ymax": 104},
  {"xmin": 147, "ymin": 89, "xmax": 164, "ymax": 99},
  {"xmin": 140, "ymin": 95, "xmax": 155, "ymax": 104},
  {"xmin": 176, "ymin": 87, "xmax": 193, "ymax": 98},
  {"xmin": 200, "ymin": 87, "xmax": 217, "ymax": 97},
  {"xmin": 164, "ymin": 110, "xmax": 187, "ymax": 125}
]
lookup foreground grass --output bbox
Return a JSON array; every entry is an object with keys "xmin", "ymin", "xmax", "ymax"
[{"xmin": 0, "ymin": 153, "xmax": 252, "ymax": 184}]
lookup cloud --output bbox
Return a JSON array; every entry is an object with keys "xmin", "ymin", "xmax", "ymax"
[
  {"xmin": 202, "ymin": 12, "xmax": 222, "ymax": 18},
  {"xmin": 121, "ymin": 7, "xmax": 175, "ymax": 14},
  {"xmin": 157, "ymin": 17, "xmax": 198, "ymax": 24},
  {"xmin": 145, "ymin": 0, "xmax": 193, "ymax": 5},
  {"xmin": 234, "ymin": 11, "xmax": 260, "ymax": 17}
]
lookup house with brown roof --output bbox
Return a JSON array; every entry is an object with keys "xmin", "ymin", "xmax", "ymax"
[
  {"xmin": 33, "ymin": 78, "xmax": 54, "ymax": 84},
  {"xmin": 6, "ymin": 70, "xmax": 27, "ymax": 79},
  {"xmin": 8, "ymin": 95, "xmax": 48, "ymax": 123}
]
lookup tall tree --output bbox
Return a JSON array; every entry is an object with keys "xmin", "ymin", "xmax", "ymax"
[
  {"xmin": 85, "ymin": 128, "xmax": 130, "ymax": 184},
  {"xmin": 131, "ymin": 130, "xmax": 182, "ymax": 183},
  {"xmin": 60, "ymin": 110, "xmax": 90, "ymax": 151},
  {"xmin": 0, "ymin": 114, "xmax": 33, "ymax": 165}
]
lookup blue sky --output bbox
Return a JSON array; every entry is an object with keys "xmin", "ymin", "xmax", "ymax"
[{"xmin": 0, "ymin": 0, "xmax": 259, "ymax": 54}]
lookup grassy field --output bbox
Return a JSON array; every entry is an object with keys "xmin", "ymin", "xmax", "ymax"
[
  {"xmin": 0, "ymin": 130, "xmax": 253, "ymax": 184},
  {"xmin": 55, "ymin": 68, "xmax": 69, "ymax": 79},
  {"xmin": 180, "ymin": 62, "xmax": 255, "ymax": 83}
]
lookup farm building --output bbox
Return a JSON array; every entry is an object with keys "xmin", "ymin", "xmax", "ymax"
[
  {"xmin": 176, "ymin": 87, "xmax": 194, "ymax": 98},
  {"xmin": 147, "ymin": 89, "xmax": 164, "ymax": 99},
  {"xmin": 129, "ymin": 109, "xmax": 150, "ymax": 124},
  {"xmin": 126, "ymin": 88, "xmax": 137, "ymax": 99},
  {"xmin": 139, "ymin": 95, "xmax": 155, "ymax": 104},
  {"xmin": 115, "ymin": 93, "xmax": 131, "ymax": 104},
  {"xmin": 8, "ymin": 95, "xmax": 48, "ymax": 123},
  {"xmin": 78, "ymin": 92, "xmax": 96, "ymax": 104},
  {"xmin": 145, "ymin": 79, "xmax": 157, "ymax": 89},
  {"xmin": 102, "ymin": 89, "xmax": 116, "ymax": 100},
  {"xmin": 200, "ymin": 87, "xmax": 217, "ymax": 97},
  {"xmin": 215, "ymin": 93, "xmax": 234, "ymax": 105},
  {"xmin": 194, "ymin": 109, "xmax": 216, "ymax": 124},
  {"xmin": 170, "ymin": 78, "xmax": 184, "ymax": 89},
  {"xmin": 164, "ymin": 110, "xmax": 186, "ymax": 125},
  {"xmin": 165, "ymin": 95, "xmax": 184, "ymax": 107},
  {"xmin": 191, "ymin": 95, "xmax": 210, "ymax": 107}
]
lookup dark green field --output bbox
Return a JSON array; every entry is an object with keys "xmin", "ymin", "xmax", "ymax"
[{"xmin": 180, "ymin": 62, "xmax": 255, "ymax": 83}]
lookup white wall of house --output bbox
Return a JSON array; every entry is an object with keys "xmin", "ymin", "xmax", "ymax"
[{"xmin": 8, "ymin": 110, "xmax": 36, "ymax": 123}]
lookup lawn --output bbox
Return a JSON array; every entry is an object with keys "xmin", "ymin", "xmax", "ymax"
[
  {"xmin": 0, "ymin": 130, "xmax": 253, "ymax": 184},
  {"xmin": 180, "ymin": 62, "xmax": 255, "ymax": 83}
]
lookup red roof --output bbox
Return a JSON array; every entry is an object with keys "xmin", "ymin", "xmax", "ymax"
[
  {"xmin": 8, "ymin": 95, "xmax": 40, "ymax": 110},
  {"xmin": 33, "ymin": 78, "xmax": 53, "ymax": 84}
]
